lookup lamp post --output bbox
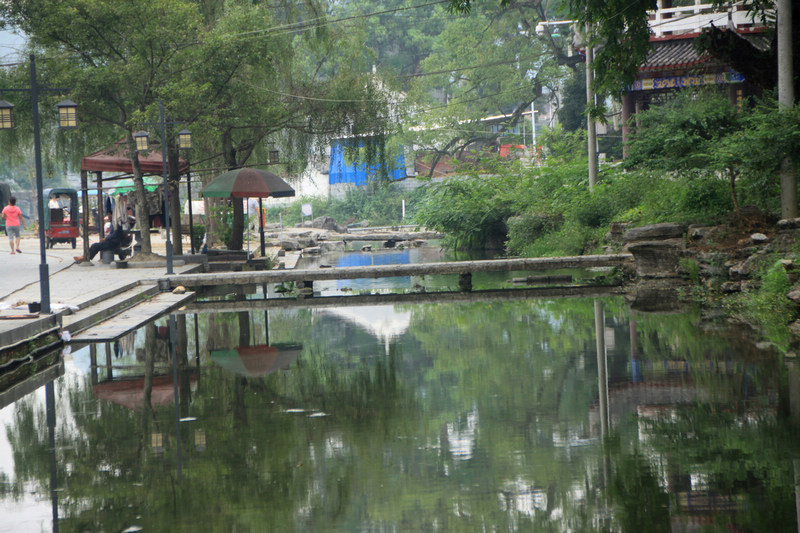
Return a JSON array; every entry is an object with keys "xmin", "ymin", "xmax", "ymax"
[
  {"xmin": 0, "ymin": 54, "xmax": 77, "ymax": 314},
  {"xmin": 178, "ymin": 129, "xmax": 196, "ymax": 254},
  {"xmin": 133, "ymin": 102, "xmax": 191, "ymax": 275}
]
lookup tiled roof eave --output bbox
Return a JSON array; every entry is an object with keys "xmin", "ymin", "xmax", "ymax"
[{"xmin": 640, "ymin": 57, "xmax": 712, "ymax": 72}]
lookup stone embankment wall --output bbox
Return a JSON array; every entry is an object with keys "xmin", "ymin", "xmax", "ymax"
[
  {"xmin": 607, "ymin": 209, "xmax": 800, "ymax": 288},
  {"xmin": 607, "ymin": 211, "xmax": 800, "ymax": 317}
]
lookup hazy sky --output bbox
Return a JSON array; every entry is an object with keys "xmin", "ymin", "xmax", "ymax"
[{"xmin": 0, "ymin": 29, "xmax": 25, "ymax": 61}]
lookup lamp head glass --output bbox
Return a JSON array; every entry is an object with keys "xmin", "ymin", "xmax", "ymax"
[
  {"xmin": 56, "ymin": 100, "xmax": 78, "ymax": 129},
  {"xmin": 133, "ymin": 131, "xmax": 150, "ymax": 151},
  {"xmin": 177, "ymin": 129, "xmax": 192, "ymax": 150},
  {"xmin": 0, "ymin": 100, "xmax": 14, "ymax": 130}
]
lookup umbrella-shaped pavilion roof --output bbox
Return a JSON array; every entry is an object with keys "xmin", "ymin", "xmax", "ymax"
[{"xmin": 202, "ymin": 167, "xmax": 295, "ymax": 198}]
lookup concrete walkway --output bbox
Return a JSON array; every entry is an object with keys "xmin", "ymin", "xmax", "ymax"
[{"xmin": 0, "ymin": 232, "xmax": 202, "ymax": 350}]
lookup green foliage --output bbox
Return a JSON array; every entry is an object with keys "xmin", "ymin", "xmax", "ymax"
[
  {"xmin": 624, "ymin": 90, "xmax": 742, "ymax": 172},
  {"xmin": 210, "ymin": 204, "xmax": 233, "ymax": 249},
  {"xmin": 414, "ymin": 162, "xmax": 522, "ymax": 249},
  {"xmin": 324, "ymin": 183, "xmax": 423, "ymax": 227},
  {"xmin": 557, "ymin": 66, "xmax": 588, "ymax": 132},
  {"xmin": 726, "ymin": 259, "xmax": 795, "ymax": 352},
  {"xmin": 403, "ymin": 0, "xmax": 571, "ymax": 160},
  {"xmin": 625, "ymin": 92, "xmax": 800, "ymax": 214},
  {"xmin": 191, "ymin": 224, "xmax": 205, "ymax": 252},
  {"xmin": 520, "ymin": 219, "xmax": 605, "ymax": 257},
  {"xmin": 506, "ymin": 213, "xmax": 563, "ymax": 250},
  {"xmin": 268, "ymin": 183, "xmax": 425, "ymax": 229},
  {"xmin": 679, "ymin": 257, "xmax": 701, "ymax": 285},
  {"xmin": 762, "ymin": 260, "xmax": 791, "ymax": 295},
  {"xmin": 538, "ymin": 125, "xmax": 586, "ymax": 163},
  {"xmin": 573, "ymin": 192, "xmax": 615, "ymax": 228}
]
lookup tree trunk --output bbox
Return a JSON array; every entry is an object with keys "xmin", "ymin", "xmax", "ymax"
[
  {"xmin": 728, "ymin": 168, "xmax": 740, "ymax": 215},
  {"xmin": 128, "ymin": 135, "xmax": 152, "ymax": 254},
  {"xmin": 169, "ymin": 178, "xmax": 182, "ymax": 256},
  {"xmin": 222, "ymin": 129, "xmax": 245, "ymax": 250},
  {"xmin": 230, "ymin": 199, "xmax": 244, "ymax": 250},
  {"xmin": 778, "ymin": 0, "xmax": 796, "ymax": 218},
  {"xmin": 205, "ymin": 196, "xmax": 220, "ymax": 249}
]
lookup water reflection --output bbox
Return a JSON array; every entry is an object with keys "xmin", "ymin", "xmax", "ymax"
[{"xmin": 1, "ymin": 295, "xmax": 799, "ymax": 531}]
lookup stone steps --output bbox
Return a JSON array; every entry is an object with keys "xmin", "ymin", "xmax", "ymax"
[
  {"xmin": 68, "ymin": 291, "xmax": 195, "ymax": 343},
  {"xmin": 61, "ymin": 283, "xmax": 161, "ymax": 337}
]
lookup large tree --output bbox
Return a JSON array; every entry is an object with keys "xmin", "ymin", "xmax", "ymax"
[
  {"xmin": 0, "ymin": 0, "xmax": 205, "ymax": 256},
  {"xmin": 1, "ymin": 0, "xmax": 395, "ymax": 254},
  {"xmin": 189, "ymin": 0, "xmax": 393, "ymax": 249},
  {"xmin": 401, "ymin": 0, "xmax": 573, "ymax": 173}
]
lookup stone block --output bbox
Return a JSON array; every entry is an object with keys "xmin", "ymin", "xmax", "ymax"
[
  {"xmin": 626, "ymin": 239, "xmax": 684, "ymax": 278},
  {"xmin": 623, "ymin": 223, "xmax": 686, "ymax": 243}
]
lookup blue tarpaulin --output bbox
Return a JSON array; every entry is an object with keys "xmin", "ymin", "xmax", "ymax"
[
  {"xmin": 335, "ymin": 250, "xmax": 411, "ymax": 289},
  {"xmin": 329, "ymin": 142, "xmax": 406, "ymax": 185}
]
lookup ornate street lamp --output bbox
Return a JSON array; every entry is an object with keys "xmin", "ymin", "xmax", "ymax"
[{"xmin": 0, "ymin": 55, "xmax": 77, "ymax": 314}]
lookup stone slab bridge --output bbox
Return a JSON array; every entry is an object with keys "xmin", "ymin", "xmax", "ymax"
[{"xmin": 165, "ymin": 253, "xmax": 634, "ymax": 294}]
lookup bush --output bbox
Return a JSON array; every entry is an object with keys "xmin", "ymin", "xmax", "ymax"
[
  {"xmin": 574, "ymin": 193, "xmax": 616, "ymax": 228},
  {"xmin": 268, "ymin": 182, "xmax": 424, "ymax": 229},
  {"xmin": 676, "ymin": 174, "xmax": 733, "ymax": 221},
  {"xmin": 506, "ymin": 213, "xmax": 563, "ymax": 255},
  {"xmin": 725, "ymin": 259, "xmax": 794, "ymax": 352},
  {"xmin": 520, "ymin": 220, "xmax": 605, "ymax": 257},
  {"xmin": 210, "ymin": 204, "xmax": 233, "ymax": 248},
  {"xmin": 191, "ymin": 224, "xmax": 205, "ymax": 251},
  {"xmin": 414, "ymin": 168, "xmax": 519, "ymax": 249}
]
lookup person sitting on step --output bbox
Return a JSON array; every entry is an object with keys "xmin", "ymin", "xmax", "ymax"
[{"xmin": 73, "ymin": 225, "xmax": 131, "ymax": 263}]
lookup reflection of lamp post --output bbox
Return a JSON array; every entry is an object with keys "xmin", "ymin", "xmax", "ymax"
[
  {"xmin": 194, "ymin": 428, "xmax": 206, "ymax": 452},
  {"xmin": 151, "ymin": 432, "xmax": 164, "ymax": 455},
  {"xmin": 133, "ymin": 102, "xmax": 191, "ymax": 275},
  {"xmin": 0, "ymin": 54, "xmax": 78, "ymax": 314},
  {"xmin": 45, "ymin": 381, "xmax": 60, "ymax": 533},
  {"xmin": 168, "ymin": 314, "xmax": 183, "ymax": 480}
]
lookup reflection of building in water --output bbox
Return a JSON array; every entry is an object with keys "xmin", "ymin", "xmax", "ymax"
[
  {"xmin": 92, "ymin": 373, "xmax": 198, "ymax": 410},
  {"xmin": 321, "ymin": 305, "xmax": 411, "ymax": 353},
  {"xmin": 498, "ymin": 477, "xmax": 549, "ymax": 517},
  {"xmin": 445, "ymin": 407, "xmax": 478, "ymax": 461},
  {"xmin": 598, "ymin": 334, "xmax": 778, "ymax": 529}
]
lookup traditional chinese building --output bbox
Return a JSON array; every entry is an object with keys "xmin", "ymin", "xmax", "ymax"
[{"xmin": 621, "ymin": 1, "xmax": 773, "ymax": 157}]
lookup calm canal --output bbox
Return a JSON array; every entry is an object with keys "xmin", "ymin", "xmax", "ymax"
[{"xmin": 1, "ymin": 249, "xmax": 799, "ymax": 532}]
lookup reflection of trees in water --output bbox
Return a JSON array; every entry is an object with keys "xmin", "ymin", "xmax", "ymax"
[
  {"xmin": 135, "ymin": 321, "xmax": 170, "ymax": 363},
  {"xmin": 606, "ymin": 403, "xmax": 798, "ymax": 532},
  {"xmin": 5, "ymin": 300, "xmax": 799, "ymax": 531}
]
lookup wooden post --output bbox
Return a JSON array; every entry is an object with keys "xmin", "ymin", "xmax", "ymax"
[{"xmin": 458, "ymin": 272, "xmax": 472, "ymax": 292}]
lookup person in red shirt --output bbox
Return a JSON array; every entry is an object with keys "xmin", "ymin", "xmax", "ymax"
[{"xmin": 1, "ymin": 196, "xmax": 25, "ymax": 255}]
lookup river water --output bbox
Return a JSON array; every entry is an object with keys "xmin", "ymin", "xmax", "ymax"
[{"xmin": 1, "ymin": 248, "xmax": 799, "ymax": 532}]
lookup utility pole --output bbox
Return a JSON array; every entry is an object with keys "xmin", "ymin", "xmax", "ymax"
[
  {"xmin": 778, "ymin": 0, "xmax": 795, "ymax": 219},
  {"xmin": 586, "ymin": 23, "xmax": 598, "ymax": 191}
]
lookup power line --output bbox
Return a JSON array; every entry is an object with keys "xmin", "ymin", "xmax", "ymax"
[{"xmin": 226, "ymin": 0, "xmax": 448, "ymax": 39}]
